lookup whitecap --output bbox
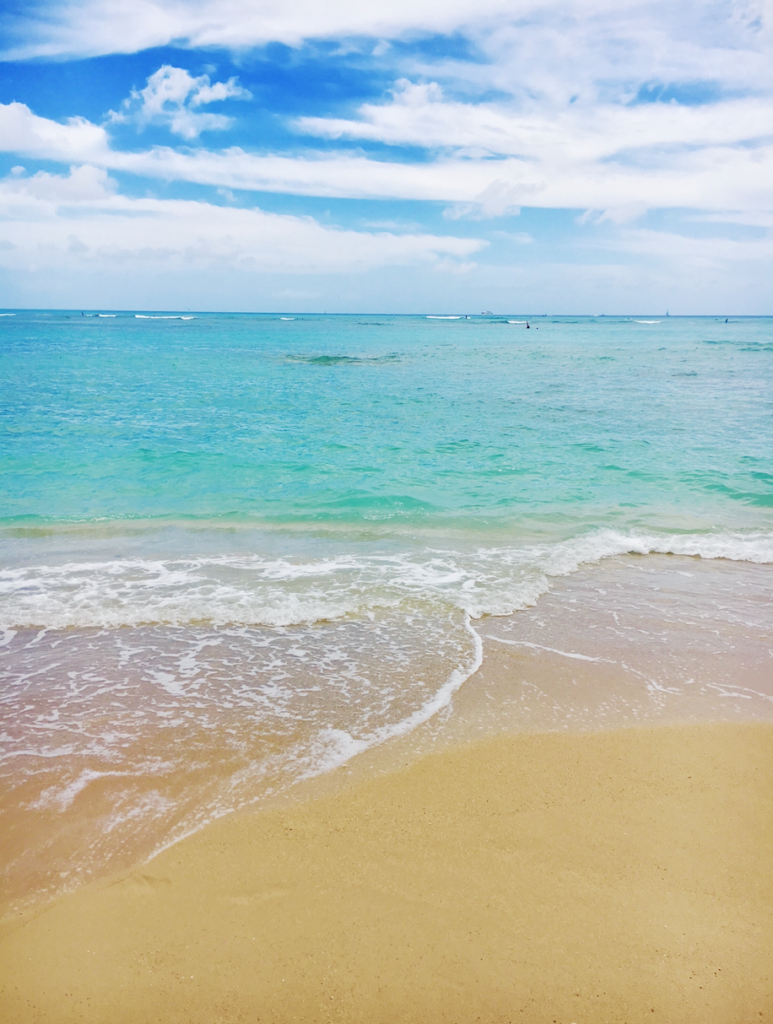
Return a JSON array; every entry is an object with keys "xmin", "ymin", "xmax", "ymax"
[{"xmin": 427, "ymin": 315, "xmax": 462, "ymax": 319}]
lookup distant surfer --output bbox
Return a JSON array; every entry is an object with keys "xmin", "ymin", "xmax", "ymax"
[{"xmin": 526, "ymin": 322, "xmax": 530, "ymax": 328}]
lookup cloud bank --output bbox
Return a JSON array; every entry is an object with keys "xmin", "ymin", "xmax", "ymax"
[
  {"xmin": 0, "ymin": 0, "xmax": 771, "ymax": 310},
  {"xmin": 0, "ymin": 165, "xmax": 484, "ymax": 274},
  {"xmin": 2, "ymin": 89, "xmax": 771, "ymax": 216}
]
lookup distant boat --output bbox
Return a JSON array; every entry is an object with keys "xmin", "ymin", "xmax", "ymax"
[{"xmin": 481, "ymin": 310, "xmax": 492, "ymax": 315}]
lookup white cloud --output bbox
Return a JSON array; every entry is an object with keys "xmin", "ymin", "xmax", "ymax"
[
  {"xmin": 595, "ymin": 225, "xmax": 773, "ymax": 267},
  {"xmin": 0, "ymin": 164, "xmax": 117, "ymax": 201},
  {"xmin": 0, "ymin": 101, "xmax": 110, "ymax": 163},
  {"xmin": 444, "ymin": 180, "xmax": 543, "ymax": 220},
  {"xmin": 699, "ymin": 210, "xmax": 773, "ymax": 228},
  {"xmin": 4, "ymin": 0, "xmax": 771, "ymax": 115},
  {"xmin": 0, "ymin": 0, "xmax": 638, "ymax": 59},
  {"xmin": 579, "ymin": 203, "xmax": 649, "ymax": 226},
  {"xmin": 2, "ymin": 0, "xmax": 772, "ymax": 227},
  {"xmin": 0, "ymin": 166, "xmax": 486, "ymax": 275},
  {"xmin": 295, "ymin": 79, "xmax": 773, "ymax": 164},
  {"xmin": 0, "ymin": 104, "xmax": 516, "ymax": 201},
  {"xmin": 292, "ymin": 83, "xmax": 773, "ymax": 215},
  {"xmin": 2, "ymin": 99, "xmax": 771, "ymax": 219},
  {"xmin": 0, "ymin": 173, "xmax": 768, "ymax": 311},
  {"xmin": 109, "ymin": 65, "xmax": 251, "ymax": 139},
  {"xmin": 1, "ymin": 3, "xmax": 770, "ymax": 311}
]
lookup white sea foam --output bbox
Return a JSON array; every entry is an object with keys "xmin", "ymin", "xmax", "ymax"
[
  {"xmin": 0, "ymin": 313, "xmax": 16, "ymax": 316},
  {"xmin": 29, "ymin": 768, "xmax": 133, "ymax": 811},
  {"xmin": 2, "ymin": 529, "xmax": 770, "ymax": 630},
  {"xmin": 280, "ymin": 317, "xmax": 295, "ymax": 320},
  {"xmin": 484, "ymin": 636, "xmax": 612, "ymax": 662},
  {"xmin": 6, "ymin": 537, "xmax": 771, "ymax": 909},
  {"xmin": 141, "ymin": 611, "xmax": 484, "ymax": 866},
  {"xmin": 134, "ymin": 315, "xmax": 194, "ymax": 319},
  {"xmin": 635, "ymin": 320, "xmax": 662, "ymax": 324},
  {"xmin": 426, "ymin": 315, "xmax": 462, "ymax": 319},
  {"xmin": 98, "ymin": 314, "xmax": 116, "ymax": 317},
  {"xmin": 297, "ymin": 613, "xmax": 482, "ymax": 779},
  {"xmin": 101, "ymin": 790, "xmax": 177, "ymax": 836}
]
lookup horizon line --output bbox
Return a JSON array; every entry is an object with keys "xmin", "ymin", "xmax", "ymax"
[{"xmin": 1, "ymin": 309, "xmax": 771, "ymax": 318}]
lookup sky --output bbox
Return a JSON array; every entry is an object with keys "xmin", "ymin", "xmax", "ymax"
[{"xmin": 0, "ymin": 0, "xmax": 771, "ymax": 313}]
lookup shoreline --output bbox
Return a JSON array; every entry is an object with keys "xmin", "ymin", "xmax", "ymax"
[
  {"xmin": 2, "ymin": 553, "xmax": 772, "ymax": 918},
  {"xmin": 2, "ymin": 721, "xmax": 771, "ymax": 1023}
]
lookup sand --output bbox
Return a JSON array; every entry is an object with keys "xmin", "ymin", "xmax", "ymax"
[{"xmin": 1, "ymin": 722, "xmax": 771, "ymax": 1024}]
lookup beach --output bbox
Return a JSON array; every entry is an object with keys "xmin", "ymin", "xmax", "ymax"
[
  {"xmin": 2, "ymin": 0, "xmax": 773, "ymax": 1006},
  {"xmin": 1, "ymin": 312, "xmax": 772, "ymax": 1020},
  {"xmin": 2, "ymin": 718, "xmax": 771, "ymax": 1023}
]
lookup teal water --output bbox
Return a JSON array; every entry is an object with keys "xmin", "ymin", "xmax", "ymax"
[
  {"xmin": 2, "ymin": 311, "xmax": 772, "ymax": 625},
  {"xmin": 2, "ymin": 312, "xmax": 772, "ymax": 536},
  {"xmin": 1, "ymin": 311, "xmax": 772, "ymax": 906}
]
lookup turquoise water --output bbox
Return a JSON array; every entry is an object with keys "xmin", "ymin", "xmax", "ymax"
[
  {"xmin": 2, "ymin": 311, "xmax": 772, "ymax": 626},
  {"xmin": 1, "ymin": 311, "xmax": 772, "ymax": 905},
  {"xmin": 2, "ymin": 312, "xmax": 772, "ymax": 536}
]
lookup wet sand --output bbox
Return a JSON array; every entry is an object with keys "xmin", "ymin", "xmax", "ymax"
[
  {"xmin": 1, "ymin": 721, "xmax": 771, "ymax": 1024},
  {"xmin": 3, "ymin": 554, "xmax": 771, "ymax": 915}
]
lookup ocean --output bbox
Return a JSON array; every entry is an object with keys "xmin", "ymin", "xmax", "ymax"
[{"xmin": 1, "ymin": 310, "xmax": 772, "ymax": 908}]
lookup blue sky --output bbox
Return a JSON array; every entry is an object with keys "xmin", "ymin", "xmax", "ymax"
[{"xmin": 0, "ymin": 0, "xmax": 771, "ymax": 313}]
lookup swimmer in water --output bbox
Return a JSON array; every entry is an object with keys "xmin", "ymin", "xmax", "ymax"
[{"xmin": 526, "ymin": 322, "xmax": 530, "ymax": 328}]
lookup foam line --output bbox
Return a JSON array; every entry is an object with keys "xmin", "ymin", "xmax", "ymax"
[
  {"xmin": 147, "ymin": 614, "xmax": 484, "ymax": 865},
  {"xmin": 300, "ymin": 612, "xmax": 484, "ymax": 779},
  {"xmin": 484, "ymin": 635, "xmax": 612, "ymax": 662},
  {"xmin": 2, "ymin": 529, "xmax": 771, "ymax": 630},
  {"xmin": 704, "ymin": 681, "xmax": 773, "ymax": 704},
  {"xmin": 369, "ymin": 612, "xmax": 483, "ymax": 744}
]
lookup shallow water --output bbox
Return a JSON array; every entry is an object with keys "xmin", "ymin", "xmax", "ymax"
[{"xmin": 1, "ymin": 311, "xmax": 772, "ymax": 909}]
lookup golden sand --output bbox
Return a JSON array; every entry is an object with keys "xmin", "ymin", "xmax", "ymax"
[{"xmin": 1, "ymin": 722, "xmax": 771, "ymax": 1024}]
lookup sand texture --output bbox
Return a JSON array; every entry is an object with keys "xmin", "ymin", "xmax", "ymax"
[{"xmin": 1, "ymin": 722, "xmax": 772, "ymax": 1024}]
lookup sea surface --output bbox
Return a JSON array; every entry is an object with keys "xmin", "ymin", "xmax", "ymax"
[{"xmin": 1, "ymin": 310, "xmax": 772, "ymax": 908}]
